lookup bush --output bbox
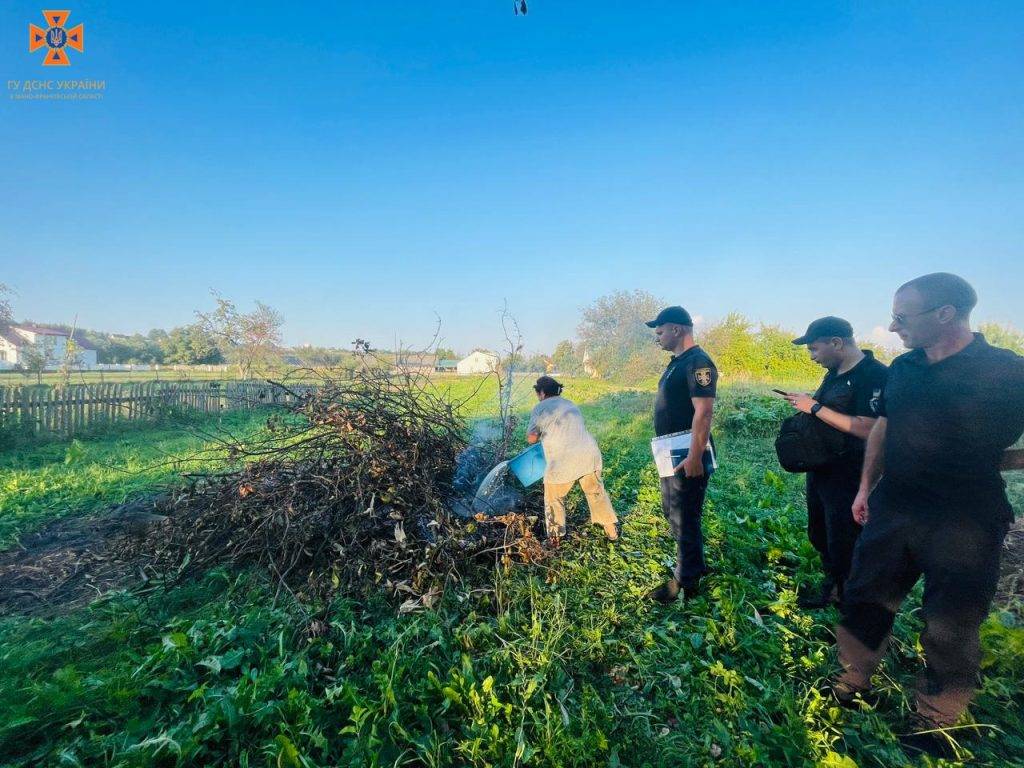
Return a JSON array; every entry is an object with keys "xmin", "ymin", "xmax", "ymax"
[
  {"xmin": 717, "ymin": 392, "xmax": 792, "ymax": 439},
  {"xmin": 701, "ymin": 314, "xmax": 823, "ymax": 383},
  {"xmin": 0, "ymin": 417, "xmax": 34, "ymax": 451}
]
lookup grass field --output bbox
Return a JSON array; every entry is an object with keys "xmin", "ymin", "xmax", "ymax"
[{"xmin": 0, "ymin": 381, "xmax": 1021, "ymax": 767}]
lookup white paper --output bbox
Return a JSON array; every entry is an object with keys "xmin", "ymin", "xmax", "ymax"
[{"xmin": 650, "ymin": 429, "xmax": 717, "ymax": 479}]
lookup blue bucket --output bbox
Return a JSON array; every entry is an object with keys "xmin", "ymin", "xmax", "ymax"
[{"xmin": 508, "ymin": 443, "xmax": 546, "ymax": 487}]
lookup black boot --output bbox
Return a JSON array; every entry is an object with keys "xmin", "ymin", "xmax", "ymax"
[
  {"xmin": 820, "ymin": 676, "xmax": 875, "ymax": 709},
  {"xmin": 798, "ymin": 576, "xmax": 838, "ymax": 610},
  {"xmin": 647, "ymin": 578, "xmax": 680, "ymax": 604},
  {"xmin": 680, "ymin": 578, "xmax": 703, "ymax": 600},
  {"xmin": 898, "ymin": 714, "xmax": 958, "ymax": 760}
]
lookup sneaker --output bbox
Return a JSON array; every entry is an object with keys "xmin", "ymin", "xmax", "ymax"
[
  {"xmin": 898, "ymin": 715, "xmax": 958, "ymax": 760},
  {"xmin": 798, "ymin": 578, "xmax": 839, "ymax": 610},
  {"xmin": 647, "ymin": 578, "xmax": 680, "ymax": 604}
]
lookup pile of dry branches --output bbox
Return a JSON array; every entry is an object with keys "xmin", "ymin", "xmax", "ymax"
[{"xmin": 120, "ymin": 350, "xmax": 546, "ymax": 608}]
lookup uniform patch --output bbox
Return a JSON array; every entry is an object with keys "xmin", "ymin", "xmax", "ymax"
[
  {"xmin": 694, "ymin": 367, "xmax": 713, "ymax": 387},
  {"xmin": 869, "ymin": 388, "xmax": 882, "ymax": 416}
]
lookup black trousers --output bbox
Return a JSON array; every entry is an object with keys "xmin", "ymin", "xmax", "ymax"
[
  {"xmin": 806, "ymin": 465, "xmax": 862, "ymax": 592},
  {"xmin": 841, "ymin": 481, "xmax": 1009, "ymax": 697},
  {"xmin": 659, "ymin": 474, "xmax": 709, "ymax": 586}
]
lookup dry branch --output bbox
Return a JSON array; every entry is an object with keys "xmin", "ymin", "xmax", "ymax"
[{"xmin": 117, "ymin": 348, "xmax": 546, "ymax": 607}]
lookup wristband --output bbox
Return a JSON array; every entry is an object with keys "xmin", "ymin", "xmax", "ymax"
[{"xmin": 810, "ymin": 402, "xmax": 823, "ymax": 417}]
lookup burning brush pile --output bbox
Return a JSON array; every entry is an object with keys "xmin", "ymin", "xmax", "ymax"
[{"xmin": 117, "ymin": 358, "xmax": 547, "ymax": 609}]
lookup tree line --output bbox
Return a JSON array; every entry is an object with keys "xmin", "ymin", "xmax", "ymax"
[
  {"xmin": 3, "ymin": 284, "xmax": 1021, "ymax": 383},
  {"xmin": 1, "ymin": 288, "xmax": 297, "ymax": 377},
  {"xmin": 549, "ymin": 290, "xmax": 1024, "ymax": 384}
]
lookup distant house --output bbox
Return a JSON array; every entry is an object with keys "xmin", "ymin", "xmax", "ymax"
[
  {"xmin": 0, "ymin": 324, "xmax": 98, "ymax": 371},
  {"xmin": 390, "ymin": 352, "xmax": 439, "ymax": 376},
  {"xmin": 434, "ymin": 359, "xmax": 458, "ymax": 374},
  {"xmin": 456, "ymin": 350, "xmax": 500, "ymax": 376}
]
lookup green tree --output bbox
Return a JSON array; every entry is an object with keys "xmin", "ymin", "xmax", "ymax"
[
  {"xmin": 756, "ymin": 324, "xmax": 823, "ymax": 381},
  {"xmin": 161, "ymin": 325, "xmax": 224, "ymax": 365},
  {"xmin": 551, "ymin": 340, "xmax": 583, "ymax": 376},
  {"xmin": 522, "ymin": 353, "xmax": 551, "ymax": 373},
  {"xmin": 0, "ymin": 283, "xmax": 12, "ymax": 327},
  {"xmin": 197, "ymin": 292, "xmax": 284, "ymax": 379},
  {"xmin": 293, "ymin": 346, "xmax": 352, "ymax": 368},
  {"xmin": 979, "ymin": 322, "xmax": 1024, "ymax": 355},
  {"xmin": 700, "ymin": 313, "xmax": 761, "ymax": 379},
  {"xmin": 857, "ymin": 341, "xmax": 895, "ymax": 364},
  {"xmin": 577, "ymin": 290, "xmax": 664, "ymax": 381},
  {"xmin": 434, "ymin": 347, "xmax": 458, "ymax": 361},
  {"xmin": 113, "ymin": 334, "xmax": 163, "ymax": 364},
  {"xmin": 18, "ymin": 338, "xmax": 53, "ymax": 385}
]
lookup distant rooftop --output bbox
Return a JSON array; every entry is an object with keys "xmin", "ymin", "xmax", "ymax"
[{"xmin": 1, "ymin": 324, "xmax": 97, "ymax": 350}]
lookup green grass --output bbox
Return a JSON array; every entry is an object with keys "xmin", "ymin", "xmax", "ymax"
[
  {"xmin": 433, "ymin": 374, "xmax": 628, "ymax": 421},
  {"xmin": 0, "ymin": 386, "xmax": 1022, "ymax": 767},
  {"xmin": 0, "ymin": 410, "xmax": 276, "ymax": 549}
]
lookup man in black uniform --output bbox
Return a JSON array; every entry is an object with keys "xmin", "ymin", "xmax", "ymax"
[
  {"xmin": 645, "ymin": 306, "xmax": 718, "ymax": 604},
  {"xmin": 784, "ymin": 317, "xmax": 888, "ymax": 609},
  {"xmin": 829, "ymin": 273, "xmax": 1024, "ymax": 758}
]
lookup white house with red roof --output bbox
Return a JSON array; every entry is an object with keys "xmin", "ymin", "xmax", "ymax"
[{"xmin": 0, "ymin": 324, "xmax": 98, "ymax": 371}]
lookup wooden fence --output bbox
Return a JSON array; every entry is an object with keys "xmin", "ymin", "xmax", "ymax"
[{"xmin": 0, "ymin": 380, "xmax": 312, "ymax": 438}]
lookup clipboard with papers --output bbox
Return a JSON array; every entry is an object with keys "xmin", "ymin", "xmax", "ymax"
[{"xmin": 650, "ymin": 429, "xmax": 718, "ymax": 479}]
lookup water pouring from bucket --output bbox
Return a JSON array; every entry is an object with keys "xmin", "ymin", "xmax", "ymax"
[{"xmin": 471, "ymin": 442, "xmax": 545, "ymax": 515}]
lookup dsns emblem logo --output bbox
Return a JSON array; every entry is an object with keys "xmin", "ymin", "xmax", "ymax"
[{"xmin": 29, "ymin": 10, "xmax": 84, "ymax": 66}]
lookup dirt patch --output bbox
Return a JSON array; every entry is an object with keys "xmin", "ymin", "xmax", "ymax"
[
  {"xmin": 0, "ymin": 496, "xmax": 168, "ymax": 616},
  {"xmin": 0, "ymin": 487, "xmax": 546, "ymax": 618}
]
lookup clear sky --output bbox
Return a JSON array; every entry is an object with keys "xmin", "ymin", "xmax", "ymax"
[{"xmin": 2, "ymin": 1, "xmax": 1022, "ymax": 354}]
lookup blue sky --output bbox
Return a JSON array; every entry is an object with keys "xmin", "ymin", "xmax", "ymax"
[{"xmin": 2, "ymin": 1, "xmax": 1022, "ymax": 353}]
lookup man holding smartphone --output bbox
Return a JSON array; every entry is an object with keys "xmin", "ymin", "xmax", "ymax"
[
  {"xmin": 645, "ymin": 305, "xmax": 718, "ymax": 604},
  {"xmin": 783, "ymin": 317, "xmax": 888, "ymax": 609}
]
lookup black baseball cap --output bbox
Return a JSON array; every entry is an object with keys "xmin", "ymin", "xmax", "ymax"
[
  {"xmin": 645, "ymin": 306, "xmax": 693, "ymax": 328},
  {"xmin": 792, "ymin": 316, "xmax": 854, "ymax": 345}
]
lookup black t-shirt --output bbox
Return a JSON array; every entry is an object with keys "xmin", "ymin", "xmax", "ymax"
[
  {"xmin": 878, "ymin": 333, "xmax": 1024, "ymax": 510},
  {"xmin": 654, "ymin": 345, "xmax": 718, "ymax": 436},
  {"xmin": 812, "ymin": 350, "xmax": 889, "ymax": 462}
]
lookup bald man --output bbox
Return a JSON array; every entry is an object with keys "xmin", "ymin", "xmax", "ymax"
[{"xmin": 827, "ymin": 273, "xmax": 1024, "ymax": 758}]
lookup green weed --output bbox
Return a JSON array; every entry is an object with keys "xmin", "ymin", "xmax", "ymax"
[{"xmin": 0, "ymin": 386, "xmax": 1021, "ymax": 767}]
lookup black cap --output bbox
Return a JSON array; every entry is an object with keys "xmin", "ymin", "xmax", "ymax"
[
  {"xmin": 645, "ymin": 305, "xmax": 693, "ymax": 328},
  {"xmin": 792, "ymin": 316, "xmax": 854, "ymax": 345}
]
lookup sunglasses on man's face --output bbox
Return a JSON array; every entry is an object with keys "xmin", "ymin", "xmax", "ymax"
[{"xmin": 890, "ymin": 305, "xmax": 950, "ymax": 326}]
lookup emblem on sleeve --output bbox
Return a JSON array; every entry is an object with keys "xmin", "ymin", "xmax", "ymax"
[
  {"xmin": 694, "ymin": 368, "xmax": 713, "ymax": 387},
  {"xmin": 870, "ymin": 388, "xmax": 882, "ymax": 415}
]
